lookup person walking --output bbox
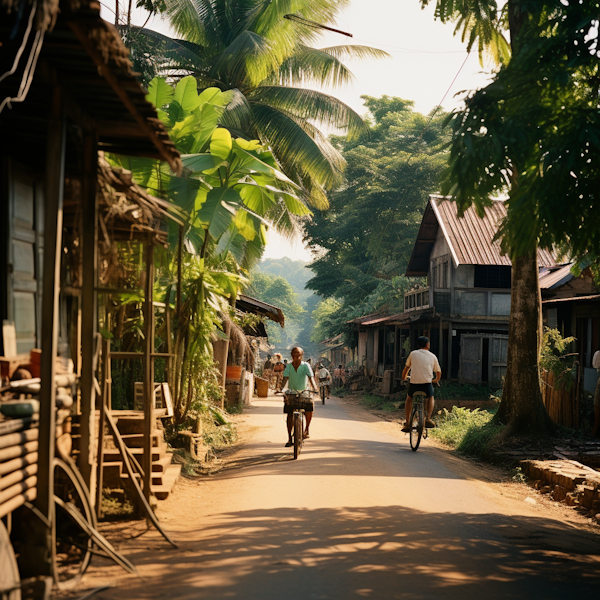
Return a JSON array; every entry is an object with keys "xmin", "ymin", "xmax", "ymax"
[{"xmin": 401, "ymin": 336, "xmax": 441, "ymax": 432}]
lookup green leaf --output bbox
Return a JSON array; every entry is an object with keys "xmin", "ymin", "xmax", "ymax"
[
  {"xmin": 210, "ymin": 128, "xmax": 233, "ymax": 160},
  {"xmin": 237, "ymin": 183, "xmax": 276, "ymax": 214},
  {"xmin": 182, "ymin": 153, "xmax": 224, "ymax": 174},
  {"xmin": 234, "ymin": 209, "xmax": 257, "ymax": 241},
  {"xmin": 173, "ymin": 75, "xmax": 201, "ymax": 115},
  {"xmin": 233, "ymin": 146, "xmax": 299, "ymax": 187},
  {"xmin": 146, "ymin": 77, "xmax": 174, "ymax": 110},
  {"xmin": 197, "ymin": 187, "xmax": 241, "ymax": 240}
]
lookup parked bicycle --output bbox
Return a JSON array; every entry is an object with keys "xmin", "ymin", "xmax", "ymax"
[{"xmin": 284, "ymin": 389, "xmax": 316, "ymax": 459}]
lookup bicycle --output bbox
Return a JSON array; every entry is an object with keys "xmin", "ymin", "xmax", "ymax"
[
  {"xmin": 408, "ymin": 391, "xmax": 428, "ymax": 451},
  {"xmin": 284, "ymin": 389, "xmax": 315, "ymax": 459},
  {"xmin": 318, "ymin": 378, "xmax": 330, "ymax": 405}
]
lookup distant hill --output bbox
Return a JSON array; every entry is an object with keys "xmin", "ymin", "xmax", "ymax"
[{"xmin": 256, "ymin": 257, "xmax": 312, "ymax": 305}]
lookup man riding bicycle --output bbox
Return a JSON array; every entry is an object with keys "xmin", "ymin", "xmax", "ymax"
[
  {"xmin": 281, "ymin": 346, "xmax": 318, "ymax": 447},
  {"xmin": 401, "ymin": 336, "xmax": 441, "ymax": 432},
  {"xmin": 316, "ymin": 363, "xmax": 332, "ymax": 399}
]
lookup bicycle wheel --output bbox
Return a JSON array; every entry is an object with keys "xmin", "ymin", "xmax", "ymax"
[
  {"xmin": 409, "ymin": 406, "xmax": 423, "ymax": 451},
  {"xmin": 293, "ymin": 412, "xmax": 302, "ymax": 459},
  {"xmin": 321, "ymin": 386, "xmax": 326, "ymax": 405}
]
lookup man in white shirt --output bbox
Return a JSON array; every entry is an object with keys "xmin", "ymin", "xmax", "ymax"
[
  {"xmin": 316, "ymin": 363, "xmax": 332, "ymax": 398},
  {"xmin": 401, "ymin": 336, "xmax": 442, "ymax": 431}
]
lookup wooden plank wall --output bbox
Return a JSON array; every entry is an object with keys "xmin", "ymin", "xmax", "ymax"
[{"xmin": 541, "ymin": 368, "xmax": 580, "ymax": 429}]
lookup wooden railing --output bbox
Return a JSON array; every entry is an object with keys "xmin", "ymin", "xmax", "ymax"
[
  {"xmin": 541, "ymin": 368, "xmax": 580, "ymax": 429},
  {"xmin": 404, "ymin": 287, "xmax": 430, "ymax": 312}
]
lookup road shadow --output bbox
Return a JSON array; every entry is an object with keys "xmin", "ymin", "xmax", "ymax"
[{"xmin": 88, "ymin": 505, "xmax": 600, "ymax": 600}]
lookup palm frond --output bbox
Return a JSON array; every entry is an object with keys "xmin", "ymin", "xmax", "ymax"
[
  {"xmin": 249, "ymin": 86, "xmax": 367, "ymax": 139},
  {"xmin": 318, "ymin": 45, "xmax": 391, "ymax": 61},
  {"xmin": 277, "ymin": 44, "xmax": 355, "ymax": 88},
  {"xmin": 210, "ymin": 30, "xmax": 280, "ymax": 87},
  {"xmin": 251, "ymin": 102, "xmax": 344, "ymax": 205}
]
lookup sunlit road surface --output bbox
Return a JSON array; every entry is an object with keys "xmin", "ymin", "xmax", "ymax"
[{"xmin": 84, "ymin": 395, "xmax": 600, "ymax": 600}]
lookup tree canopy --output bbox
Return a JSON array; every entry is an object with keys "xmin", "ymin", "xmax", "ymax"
[
  {"xmin": 120, "ymin": 0, "xmax": 388, "ymax": 209},
  {"xmin": 303, "ymin": 95, "xmax": 448, "ymax": 339}
]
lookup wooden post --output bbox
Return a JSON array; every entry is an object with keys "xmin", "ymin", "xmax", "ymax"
[
  {"xmin": 95, "ymin": 338, "xmax": 110, "ymax": 519},
  {"xmin": 79, "ymin": 132, "xmax": 99, "ymax": 494},
  {"xmin": 24, "ymin": 88, "xmax": 66, "ymax": 574},
  {"xmin": 447, "ymin": 321, "xmax": 453, "ymax": 380},
  {"xmin": 143, "ymin": 237, "xmax": 155, "ymax": 502}
]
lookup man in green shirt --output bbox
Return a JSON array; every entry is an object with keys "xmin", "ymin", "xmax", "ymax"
[{"xmin": 281, "ymin": 346, "xmax": 317, "ymax": 447}]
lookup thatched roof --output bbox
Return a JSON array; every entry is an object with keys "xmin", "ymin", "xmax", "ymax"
[{"xmin": 0, "ymin": 0, "xmax": 182, "ymax": 172}]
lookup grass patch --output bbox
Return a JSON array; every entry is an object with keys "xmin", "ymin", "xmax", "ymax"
[{"xmin": 431, "ymin": 406, "xmax": 502, "ymax": 459}]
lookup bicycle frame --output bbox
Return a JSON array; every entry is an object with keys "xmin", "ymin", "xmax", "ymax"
[{"xmin": 409, "ymin": 391, "xmax": 428, "ymax": 451}]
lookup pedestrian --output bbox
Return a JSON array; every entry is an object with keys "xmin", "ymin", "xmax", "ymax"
[
  {"xmin": 273, "ymin": 353, "xmax": 285, "ymax": 392},
  {"xmin": 401, "ymin": 336, "xmax": 441, "ymax": 431},
  {"xmin": 263, "ymin": 354, "xmax": 273, "ymax": 381}
]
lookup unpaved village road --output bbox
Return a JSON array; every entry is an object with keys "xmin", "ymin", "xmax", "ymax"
[{"xmin": 73, "ymin": 395, "xmax": 600, "ymax": 599}]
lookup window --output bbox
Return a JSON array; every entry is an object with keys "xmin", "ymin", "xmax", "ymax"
[{"xmin": 474, "ymin": 265, "xmax": 511, "ymax": 289}]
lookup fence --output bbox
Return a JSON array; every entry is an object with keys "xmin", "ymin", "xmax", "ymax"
[{"xmin": 541, "ymin": 367, "xmax": 580, "ymax": 429}]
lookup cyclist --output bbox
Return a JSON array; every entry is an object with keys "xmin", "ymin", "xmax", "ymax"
[
  {"xmin": 401, "ymin": 336, "xmax": 441, "ymax": 432},
  {"xmin": 316, "ymin": 363, "xmax": 332, "ymax": 399},
  {"xmin": 281, "ymin": 346, "xmax": 317, "ymax": 447}
]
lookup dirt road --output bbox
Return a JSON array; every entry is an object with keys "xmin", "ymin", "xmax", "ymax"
[{"xmin": 72, "ymin": 395, "xmax": 600, "ymax": 599}]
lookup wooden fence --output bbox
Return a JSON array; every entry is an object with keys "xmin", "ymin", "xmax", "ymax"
[{"xmin": 541, "ymin": 368, "xmax": 580, "ymax": 429}]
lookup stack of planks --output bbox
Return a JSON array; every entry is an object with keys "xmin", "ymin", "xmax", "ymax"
[{"xmin": 0, "ymin": 418, "xmax": 38, "ymax": 518}]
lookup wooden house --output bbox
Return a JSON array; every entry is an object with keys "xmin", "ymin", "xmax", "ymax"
[
  {"xmin": 0, "ymin": 0, "xmax": 181, "ymax": 585},
  {"xmin": 356, "ymin": 196, "xmax": 559, "ymax": 390}
]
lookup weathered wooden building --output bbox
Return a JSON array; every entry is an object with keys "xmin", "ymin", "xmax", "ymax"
[
  {"xmin": 0, "ymin": 0, "xmax": 181, "ymax": 587},
  {"xmin": 355, "ymin": 196, "xmax": 560, "ymax": 390}
]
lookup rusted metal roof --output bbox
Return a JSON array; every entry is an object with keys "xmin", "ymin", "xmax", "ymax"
[
  {"xmin": 543, "ymin": 294, "xmax": 600, "ymax": 305},
  {"xmin": 359, "ymin": 313, "xmax": 404, "ymax": 326},
  {"xmin": 406, "ymin": 195, "xmax": 557, "ymax": 276},
  {"xmin": 538, "ymin": 263, "xmax": 575, "ymax": 290},
  {"xmin": 237, "ymin": 294, "xmax": 285, "ymax": 327}
]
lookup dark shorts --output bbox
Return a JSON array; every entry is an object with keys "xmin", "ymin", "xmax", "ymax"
[
  {"xmin": 408, "ymin": 382, "xmax": 434, "ymax": 398},
  {"xmin": 283, "ymin": 398, "xmax": 315, "ymax": 414}
]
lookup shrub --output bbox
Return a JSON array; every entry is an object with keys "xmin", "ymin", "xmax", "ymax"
[{"xmin": 431, "ymin": 406, "xmax": 500, "ymax": 457}]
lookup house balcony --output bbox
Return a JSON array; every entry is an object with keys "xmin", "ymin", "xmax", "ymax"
[{"xmin": 404, "ymin": 287, "xmax": 430, "ymax": 312}]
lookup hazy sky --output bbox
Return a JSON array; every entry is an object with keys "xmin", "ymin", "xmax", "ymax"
[{"xmin": 100, "ymin": 0, "xmax": 495, "ymax": 262}]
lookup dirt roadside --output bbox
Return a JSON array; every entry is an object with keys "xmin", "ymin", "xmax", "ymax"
[{"xmin": 338, "ymin": 391, "xmax": 600, "ymax": 535}]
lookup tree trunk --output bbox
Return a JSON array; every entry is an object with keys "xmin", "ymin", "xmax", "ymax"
[{"xmin": 495, "ymin": 249, "xmax": 552, "ymax": 433}]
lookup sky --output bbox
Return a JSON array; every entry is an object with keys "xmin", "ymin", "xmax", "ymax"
[{"xmin": 100, "ymin": 0, "xmax": 495, "ymax": 262}]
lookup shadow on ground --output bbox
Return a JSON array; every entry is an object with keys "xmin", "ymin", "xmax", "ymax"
[{"xmin": 89, "ymin": 505, "xmax": 600, "ymax": 600}]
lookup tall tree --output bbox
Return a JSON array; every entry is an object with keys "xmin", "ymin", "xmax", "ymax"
[
  {"xmin": 423, "ymin": 0, "xmax": 600, "ymax": 433},
  {"xmin": 304, "ymin": 95, "xmax": 448, "ymax": 329},
  {"xmin": 121, "ymin": 0, "xmax": 388, "ymax": 208}
]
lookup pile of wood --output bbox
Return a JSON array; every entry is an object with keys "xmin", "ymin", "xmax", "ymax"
[{"xmin": 0, "ymin": 417, "xmax": 38, "ymax": 518}]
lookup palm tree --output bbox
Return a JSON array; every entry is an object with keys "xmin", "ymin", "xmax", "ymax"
[{"xmin": 121, "ymin": 0, "xmax": 388, "ymax": 208}]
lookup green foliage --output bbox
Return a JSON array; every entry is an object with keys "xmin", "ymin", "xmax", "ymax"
[
  {"xmin": 311, "ymin": 298, "xmax": 342, "ymax": 343},
  {"xmin": 110, "ymin": 76, "xmax": 311, "ymax": 422},
  {"xmin": 431, "ymin": 406, "xmax": 500, "ymax": 455},
  {"xmin": 540, "ymin": 328, "xmax": 577, "ymax": 392},
  {"xmin": 304, "ymin": 95, "xmax": 448, "ymax": 336},
  {"xmin": 119, "ymin": 0, "xmax": 389, "ymax": 208},
  {"xmin": 247, "ymin": 271, "xmax": 304, "ymax": 350},
  {"xmin": 435, "ymin": 1, "xmax": 600, "ymax": 262}
]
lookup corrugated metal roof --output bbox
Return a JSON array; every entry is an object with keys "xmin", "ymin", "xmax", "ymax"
[
  {"xmin": 360, "ymin": 313, "xmax": 404, "ymax": 326},
  {"xmin": 237, "ymin": 294, "xmax": 285, "ymax": 327},
  {"xmin": 538, "ymin": 264, "xmax": 575, "ymax": 290},
  {"xmin": 406, "ymin": 196, "xmax": 557, "ymax": 275},
  {"xmin": 543, "ymin": 294, "xmax": 600, "ymax": 305}
]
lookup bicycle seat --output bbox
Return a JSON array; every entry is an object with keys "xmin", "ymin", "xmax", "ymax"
[{"xmin": 412, "ymin": 391, "xmax": 427, "ymax": 397}]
